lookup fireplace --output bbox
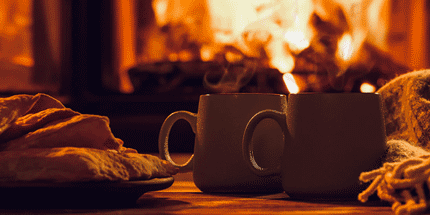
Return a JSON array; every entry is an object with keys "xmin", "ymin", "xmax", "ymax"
[
  {"xmin": 1, "ymin": 0, "xmax": 429, "ymax": 152},
  {"xmin": 125, "ymin": 0, "xmax": 426, "ymax": 93}
]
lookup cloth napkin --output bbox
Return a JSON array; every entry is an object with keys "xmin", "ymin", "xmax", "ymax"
[
  {"xmin": 0, "ymin": 93, "xmax": 178, "ymax": 182},
  {"xmin": 358, "ymin": 69, "xmax": 430, "ymax": 214},
  {"xmin": 0, "ymin": 93, "xmax": 128, "ymax": 152}
]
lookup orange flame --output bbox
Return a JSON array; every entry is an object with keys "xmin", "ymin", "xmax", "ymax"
[
  {"xmin": 12, "ymin": 56, "xmax": 34, "ymax": 67},
  {"xmin": 200, "ymin": 45, "xmax": 215, "ymax": 62},
  {"xmin": 146, "ymin": 0, "xmax": 405, "ymax": 94},
  {"xmin": 360, "ymin": 82, "xmax": 376, "ymax": 93},
  {"xmin": 283, "ymin": 73, "xmax": 299, "ymax": 93},
  {"xmin": 337, "ymin": 33, "xmax": 353, "ymax": 62},
  {"xmin": 284, "ymin": 29, "xmax": 310, "ymax": 53}
]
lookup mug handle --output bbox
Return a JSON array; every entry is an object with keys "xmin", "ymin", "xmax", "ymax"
[
  {"xmin": 159, "ymin": 111, "xmax": 197, "ymax": 173},
  {"xmin": 242, "ymin": 109, "xmax": 288, "ymax": 176}
]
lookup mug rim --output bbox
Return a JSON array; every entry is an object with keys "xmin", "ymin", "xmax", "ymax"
[
  {"xmin": 201, "ymin": 93, "xmax": 286, "ymax": 97},
  {"xmin": 288, "ymin": 92, "xmax": 380, "ymax": 97},
  {"xmin": 289, "ymin": 92, "xmax": 379, "ymax": 95}
]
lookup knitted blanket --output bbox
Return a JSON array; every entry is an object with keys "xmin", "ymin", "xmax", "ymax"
[{"xmin": 358, "ymin": 70, "xmax": 430, "ymax": 214}]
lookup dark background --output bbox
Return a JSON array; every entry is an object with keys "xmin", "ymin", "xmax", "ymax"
[{"xmin": 64, "ymin": 0, "xmax": 198, "ymax": 153}]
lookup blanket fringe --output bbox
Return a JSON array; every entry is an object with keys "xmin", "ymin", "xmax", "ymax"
[{"xmin": 358, "ymin": 155, "xmax": 430, "ymax": 214}]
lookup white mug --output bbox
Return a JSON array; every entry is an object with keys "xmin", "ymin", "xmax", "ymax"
[
  {"xmin": 243, "ymin": 93, "xmax": 387, "ymax": 198},
  {"xmin": 159, "ymin": 93, "xmax": 286, "ymax": 193}
]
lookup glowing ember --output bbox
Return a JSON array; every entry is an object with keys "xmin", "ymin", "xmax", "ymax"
[
  {"xmin": 360, "ymin": 83, "xmax": 376, "ymax": 93},
  {"xmin": 270, "ymin": 55, "xmax": 294, "ymax": 74},
  {"xmin": 225, "ymin": 51, "xmax": 243, "ymax": 63},
  {"xmin": 267, "ymin": 40, "xmax": 295, "ymax": 74},
  {"xmin": 152, "ymin": 0, "xmax": 168, "ymax": 26},
  {"xmin": 142, "ymin": 0, "xmax": 411, "ymax": 93},
  {"xmin": 284, "ymin": 29, "xmax": 310, "ymax": 53},
  {"xmin": 12, "ymin": 56, "xmax": 34, "ymax": 67},
  {"xmin": 200, "ymin": 46, "xmax": 215, "ymax": 61},
  {"xmin": 179, "ymin": 50, "xmax": 194, "ymax": 62},
  {"xmin": 338, "ymin": 33, "xmax": 353, "ymax": 62},
  {"xmin": 168, "ymin": 53, "xmax": 179, "ymax": 62},
  {"xmin": 283, "ymin": 73, "xmax": 299, "ymax": 93}
]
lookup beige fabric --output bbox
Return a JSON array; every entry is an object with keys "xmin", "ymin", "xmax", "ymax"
[
  {"xmin": 0, "ymin": 147, "xmax": 178, "ymax": 182},
  {"xmin": 0, "ymin": 93, "xmax": 178, "ymax": 182},
  {"xmin": 0, "ymin": 108, "xmax": 80, "ymax": 143},
  {"xmin": 358, "ymin": 70, "xmax": 430, "ymax": 214},
  {"xmin": 2, "ymin": 114, "xmax": 123, "ymax": 152},
  {"xmin": 377, "ymin": 70, "xmax": 430, "ymax": 150}
]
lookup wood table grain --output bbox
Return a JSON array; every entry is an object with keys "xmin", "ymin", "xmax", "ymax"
[{"xmin": 0, "ymin": 153, "xmax": 393, "ymax": 214}]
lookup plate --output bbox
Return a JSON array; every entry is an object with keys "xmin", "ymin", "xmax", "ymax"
[{"xmin": 0, "ymin": 177, "xmax": 174, "ymax": 209}]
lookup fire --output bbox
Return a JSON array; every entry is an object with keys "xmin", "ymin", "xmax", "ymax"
[
  {"xmin": 283, "ymin": 73, "xmax": 299, "ymax": 93},
  {"xmin": 152, "ymin": 0, "xmax": 168, "ymax": 26},
  {"xmin": 360, "ymin": 82, "xmax": 376, "ymax": 93},
  {"xmin": 12, "ymin": 56, "xmax": 34, "ymax": 67},
  {"xmin": 268, "ymin": 47, "xmax": 299, "ymax": 93},
  {"xmin": 284, "ymin": 29, "xmax": 310, "ymax": 53},
  {"xmin": 168, "ymin": 53, "xmax": 179, "ymax": 62},
  {"xmin": 268, "ymin": 48, "xmax": 295, "ymax": 74},
  {"xmin": 225, "ymin": 51, "xmax": 244, "ymax": 63},
  {"xmin": 178, "ymin": 50, "xmax": 194, "ymax": 62},
  {"xmin": 144, "ymin": 0, "xmax": 405, "ymax": 93},
  {"xmin": 338, "ymin": 33, "xmax": 353, "ymax": 62},
  {"xmin": 200, "ymin": 45, "xmax": 215, "ymax": 62}
]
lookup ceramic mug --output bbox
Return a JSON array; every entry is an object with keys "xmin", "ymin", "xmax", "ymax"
[
  {"xmin": 242, "ymin": 93, "xmax": 387, "ymax": 198},
  {"xmin": 159, "ymin": 93, "xmax": 286, "ymax": 193}
]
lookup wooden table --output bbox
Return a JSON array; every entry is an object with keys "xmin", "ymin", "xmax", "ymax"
[{"xmin": 0, "ymin": 153, "xmax": 393, "ymax": 214}]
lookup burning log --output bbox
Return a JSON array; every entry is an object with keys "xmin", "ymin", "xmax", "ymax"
[{"xmin": 130, "ymin": 0, "xmax": 413, "ymax": 95}]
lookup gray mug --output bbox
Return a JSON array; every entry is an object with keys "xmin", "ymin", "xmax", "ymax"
[
  {"xmin": 159, "ymin": 93, "xmax": 287, "ymax": 193},
  {"xmin": 243, "ymin": 93, "xmax": 387, "ymax": 198}
]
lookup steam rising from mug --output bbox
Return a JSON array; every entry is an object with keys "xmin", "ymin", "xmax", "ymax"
[{"xmin": 203, "ymin": 63, "xmax": 256, "ymax": 93}]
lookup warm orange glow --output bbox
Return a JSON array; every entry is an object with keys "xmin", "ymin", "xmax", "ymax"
[
  {"xmin": 206, "ymin": 0, "xmax": 258, "ymax": 43},
  {"xmin": 179, "ymin": 50, "xmax": 193, "ymax": 62},
  {"xmin": 338, "ymin": 33, "xmax": 353, "ymax": 62},
  {"xmin": 12, "ymin": 56, "xmax": 34, "ymax": 67},
  {"xmin": 360, "ymin": 83, "xmax": 376, "ymax": 93},
  {"xmin": 283, "ymin": 73, "xmax": 299, "ymax": 93},
  {"xmin": 4, "ymin": 25, "xmax": 17, "ymax": 35},
  {"xmin": 152, "ymin": 0, "xmax": 169, "ymax": 26},
  {"xmin": 225, "ymin": 51, "xmax": 243, "ymax": 63},
  {"xmin": 284, "ymin": 29, "xmax": 310, "ymax": 53},
  {"xmin": 168, "ymin": 53, "xmax": 179, "ymax": 62},
  {"xmin": 267, "ymin": 40, "xmax": 295, "ymax": 74},
  {"xmin": 200, "ymin": 46, "xmax": 215, "ymax": 61},
  {"xmin": 143, "ymin": 0, "xmax": 428, "ymax": 94},
  {"xmin": 113, "ymin": 0, "xmax": 136, "ymax": 93},
  {"xmin": 410, "ymin": 0, "xmax": 428, "ymax": 68},
  {"xmin": 270, "ymin": 56, "xmax": 294, "ymax": 74},
  {"xmin": 367, "ymin": 0, "xmax": 389, "ymax": 51},
  {"xmin": 0, "ymin": 0, "xmax": 35, "ymax": 68}
]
